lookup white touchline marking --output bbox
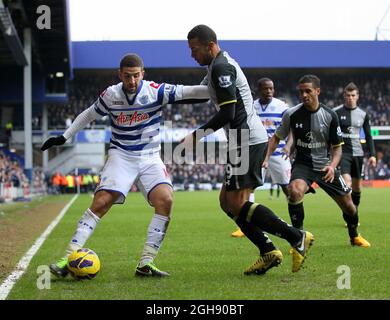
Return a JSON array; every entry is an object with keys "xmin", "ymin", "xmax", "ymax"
[{"xmin": 0, "ymin": 194, "xmax": 79, "ymax": 300}]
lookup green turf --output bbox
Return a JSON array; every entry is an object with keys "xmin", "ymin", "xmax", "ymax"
[
  {"xmin": 0, "ymin": 195, "xmax": 72, "ymax": 222},
  {"xmin": 5, "ymin": 188, "xmax": 390, "ymax": 300}
]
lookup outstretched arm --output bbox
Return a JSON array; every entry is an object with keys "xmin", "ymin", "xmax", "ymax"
[
  {"xmin": 41, "ymin": 105, "xmax": 101, "ymax": 151},
  {"xmin": 181, "ymin": 103, "xmax": 235, "ymax": 146},
  {"xmin": 62, "ymin": 105, "xmax": 101, "ymax": 139},
  {"xmin": 172, "ymin": 85, "xmax": 210, "ymax": 104}
]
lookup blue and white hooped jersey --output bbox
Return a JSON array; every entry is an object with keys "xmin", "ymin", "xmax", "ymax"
[
  {"xmin": 94, "ymin": 80, "xmax": 184, "ymax": 156},
  {"xmin": 253, "ymin": 97, "xmax": 289, "ymax": 156}
]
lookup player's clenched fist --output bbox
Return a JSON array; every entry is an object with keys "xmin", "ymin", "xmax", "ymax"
[{"xmin": 41, "ymin": 135, "xmax": 66, "ymax": 151}]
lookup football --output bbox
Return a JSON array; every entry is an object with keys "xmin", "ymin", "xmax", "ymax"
[{"xmin": 67, "ymin": 248, "xmax": 101, "ymax": 280}]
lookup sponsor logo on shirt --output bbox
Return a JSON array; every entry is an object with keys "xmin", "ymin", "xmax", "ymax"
[
  {"xmin": 342, "ymin": 127, "xmax": 359, "ymax": 138},
  {"xmin": 262, "ymin": 119, "xmax": 275, "ymax": 127},
  {"xmin": 218, "ymin": 75, "xmax": 232, "ymax": 88},
  {"xmin": 116, "ymin": 111, "xmax": 150, "ymax": 125},
  {"xmin": 296, "ymin": 131, "xmax": 326, "ymax": 149}
]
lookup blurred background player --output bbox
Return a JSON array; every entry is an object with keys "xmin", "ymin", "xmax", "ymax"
[
  {"xmin": 269, "ymin": 183, "xmax": 281, "ymax": 199},
  {"xmin": 334, "ymin": 83, "xmax": 376, "ymax": 225},
  {"xmin": 42, "ymin": 53, "xmax": 209, "ymax": 278},
  {"xmin": 231, "ymin": 78, "xmax": 292, "ymax": 237},
  {"xmin": 266, "ymin": 75, "xmax": 370, "ymax": 248},
  {"xmin": 185, "ymin": 24, "xmax": 313, "ymax": 274}
]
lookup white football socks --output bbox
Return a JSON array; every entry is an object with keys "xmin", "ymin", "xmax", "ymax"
[
  {"xmin": 139, "ymin": 213, "xmax": 170, "ymax": 267},
  {"xmin": 249, "ymin": 192, "xmax": 255, "ymax": 203},
  {"xmin": 65, "ymin": 208, "xmax": 100, "ymax": 256}
]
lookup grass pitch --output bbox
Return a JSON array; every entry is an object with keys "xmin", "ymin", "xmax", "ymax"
[{"xmin": 5, "ymin": 188, "xmax": 390, "ymax": 300}]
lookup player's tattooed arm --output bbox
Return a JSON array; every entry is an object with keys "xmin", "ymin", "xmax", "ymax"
[
  {"xmin": 322, "ymin": 145, "xmax": 342, "ymax": 183},
  {"xmin": 282, "ymin": 131, "xmax": 294, "ymax": 160}
]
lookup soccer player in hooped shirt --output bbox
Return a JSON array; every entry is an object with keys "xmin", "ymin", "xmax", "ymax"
[
  {"xmin": 41, "ymin": 53, "xmax": 210, "ymax": 277},
  {"xmin": 185, "ymin": 24, "xmax": 314, "ymax": 274},
  {"xmin": 231, "ymin": 78, "xmax": 293, "ymax": 238},
  {"xmin": 333, "ymin": 83, "xmax": 376, "ymax": 218},
  {"xmin": 265, "ymin": 75, "xmax": 370, "ymax": 248}
]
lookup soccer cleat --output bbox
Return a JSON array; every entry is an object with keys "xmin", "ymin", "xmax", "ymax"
[
  {"xmin": 231, "ymin": 228, "xmax": 245, "ymax": 238},
  {"xmin": 135, "ymin": 262, "xmax": 170, "ymax": 277},
  {"xmin": 291, "ymin": 231, "xmax": 314, "ymax": 273},
  {"xmin": 244, "ymin": 250, "xmax": 283, "ymax": 275},
  {"xmin": 49, "ymin": 257, "xmax": 69, "ymax": 277},
  {"xmin": 350, "ymin": 234, "xmax": 371, "ymax": 248}
]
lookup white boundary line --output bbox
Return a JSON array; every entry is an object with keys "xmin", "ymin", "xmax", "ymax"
[{"xmin": 0, "ymin": 194, "xmax": 79, "ymax": 300}]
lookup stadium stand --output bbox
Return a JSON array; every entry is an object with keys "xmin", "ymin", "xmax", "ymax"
[
  {"xmin": 0, "ymin": 149, "xmax": 30, "ymax": 201},
  {"xmin": 44, "ymin": 69, "xmax": 390, "ymax": 129},
  {"xmin": 22, "ymin": 68, "xmax": 384, "ymax": 187}
]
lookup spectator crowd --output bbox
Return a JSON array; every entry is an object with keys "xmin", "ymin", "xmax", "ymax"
[
  {"xmin": 47, "ymin": 171, "xmax": 100, "ymax": 194},
  {"xmin": 2, "ymin": 69, "xmax": 389, "ymax": 198}
]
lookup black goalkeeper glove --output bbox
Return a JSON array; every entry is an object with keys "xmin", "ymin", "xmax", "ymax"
[{"xmin": 41, "ymin": 135, "xmax": 66, "ymax": 151}]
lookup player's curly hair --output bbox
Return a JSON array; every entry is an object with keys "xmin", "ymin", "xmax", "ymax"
[
  {"xmin": 299, "ymin": 74, "xmax": 321, "ymax": 88},
  {"xmin": 120, "ymin": 53, "xmax": 144, "ymax": 70},
  {"xmin": 187, "ymin": 25, "xmax": 217, "ymax": 45},
  {"xmin": 257, "ymin": 77, "xmax": 273, "ymax": 88}
]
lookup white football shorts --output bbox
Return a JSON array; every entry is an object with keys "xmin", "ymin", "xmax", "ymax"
[
  {"xmin": 262, "ymin": 154, "xmax": 291, "ymax": 185},
  {"xmin": 95, "ymin": 148, "xmax": 172, "ymax": 205}
]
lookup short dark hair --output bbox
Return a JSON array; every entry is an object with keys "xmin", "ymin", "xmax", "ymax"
[
  {"xmin": 120, "ymin": 53, "xmax": 144, "ymax": 70},
  {"xmin": 298, "ymin": 74, "xmax": 321, "ymax": 88},
  {"xmin": 256, "ymin": 77, "xmax": 273, "ymax": 88},
  {"xmin": 344, "ymin": 82, "xmax": 359, "ymax": 93},
  {"xmin": 187, "ymin": 24, "xmax": 217, "ymax": 45}
]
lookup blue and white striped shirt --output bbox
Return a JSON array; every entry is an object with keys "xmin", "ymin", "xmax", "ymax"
[
  {"xmin": 94, "ymin": 81, "xmax": 187, "ymax": 156},
  {"xmin": 253, "ymin": 97, "xmax": 289, "ymax": 156}
]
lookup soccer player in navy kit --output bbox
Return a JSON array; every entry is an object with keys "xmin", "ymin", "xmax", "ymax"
[
  {"xmin": 266, "ymin": 75, "xmax": 370, "ymax": 247},
  {"xmin": 334, "ymin": 83, "xmax": 376, "ymax": 215},
  {"xmin": 184, "ymin": 25, "xmax": 314, "ymax": 274},
  {"xmin": 231, "ymin": 78, "xmax": 293, "ymax": 238}
]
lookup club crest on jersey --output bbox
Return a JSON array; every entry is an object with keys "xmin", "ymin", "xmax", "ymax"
[
  {"xmin": 218, "ymin": 75, "xmax": 232, "ymax": 88},
  {"xmin": 116, "ymin": 111, "xmax": 150, "ymax": 125},
  {"xmin": 139, "ymin": 95, "xmax": 149, "ymax": 104}
]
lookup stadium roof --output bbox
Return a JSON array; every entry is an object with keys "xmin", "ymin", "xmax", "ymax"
[{"xmin": 0, "ymin": 0, "xmax": 70, "ymax": 73}]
